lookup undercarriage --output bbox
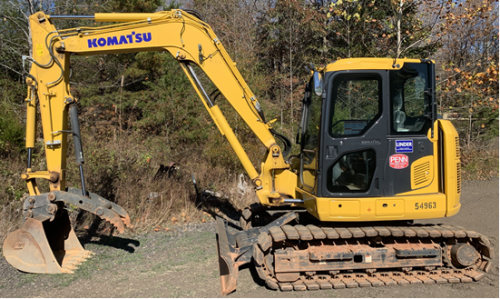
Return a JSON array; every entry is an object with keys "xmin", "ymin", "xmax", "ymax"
[{"xmin": 217, "ymin": 211, "xmax": 493, "ymax": 294}]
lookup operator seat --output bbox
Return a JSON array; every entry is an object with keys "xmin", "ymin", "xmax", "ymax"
[{"xmin": 393, "ymin": 89, "xmax": 408, "ymax": 132}]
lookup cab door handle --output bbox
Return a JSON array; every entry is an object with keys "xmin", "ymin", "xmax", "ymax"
[{"xmin": 327, "ymin": 146, "xmax": 338, "ymax": 159}]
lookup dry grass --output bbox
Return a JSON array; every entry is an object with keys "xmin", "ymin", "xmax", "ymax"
[
  {"xmin": 2, "ymin": 135, "xmax": 499, "ymax": 243},
  {"xmin": 0, "ymin": 127, "xmax": 261, "ymax": 244},
  {"xmin": 0, "ymin": 157, "xmax": 28, "ymax": 243},
  {"xmin": 461, "ymin": 138, "xmax": 499, "ymax": 180}
]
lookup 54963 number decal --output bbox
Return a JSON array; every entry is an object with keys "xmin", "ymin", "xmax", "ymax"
[{"xmin": 415, "ymin": 202, "xmax": 436, "ymax": 210}]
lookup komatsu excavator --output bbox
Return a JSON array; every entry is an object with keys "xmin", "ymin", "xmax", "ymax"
[{"xmin": 3, "ymin": 9, "xmax": 493, "ymax": 295}]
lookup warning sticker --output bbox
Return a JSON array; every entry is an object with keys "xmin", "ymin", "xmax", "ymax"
[
  {"xmin": 36, "ymin": 44, "xmax": 43, "ymax": 57},
  {"xmin": 395, "ymin": 140, "xmax": 413, "ymax": 153},
  {"xmin": 389, "ymin": 154, "xmax": 409, "ymax": 169}
]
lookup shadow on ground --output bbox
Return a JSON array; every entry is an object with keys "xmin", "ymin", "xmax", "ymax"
[{"xmin": 76, "ymin": 217, "xmax": 140, "ymax": 253}]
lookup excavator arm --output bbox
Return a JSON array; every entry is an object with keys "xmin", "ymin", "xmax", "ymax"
[
  {"xmin": 4, "ymin": 9, "xmax": 298, "ymax": 282},
  {"xmin": 26, "ymin": 9, "xmax": 297, "ymax": 206}
]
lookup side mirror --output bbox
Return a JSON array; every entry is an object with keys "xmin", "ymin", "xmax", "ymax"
[{"xmin": 313, "ymin": 71, "xmax": 322, "ymax": 96}]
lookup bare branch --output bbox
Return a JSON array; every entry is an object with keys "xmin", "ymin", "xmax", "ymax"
[
  {"xmin": 7, "ymin": 0, "xmax": 29, "ymax": 21},
  {"xmin": 400, "ymin": 37, "xmax": 425, "ymax": 56},
  {"xmin": 0, "ymin": 62, "xmax": 23, "ymax": 76},
  {"xmin": 26, "ymin": 0, "xmax": 36, "ymax": 16},
  {"xmin": 1, "ymin": 15, "xmax": 30, "ymax": 41},
  {"xmin": 1, "ymin": 44, "xmax": 29, "ymax": 57}
]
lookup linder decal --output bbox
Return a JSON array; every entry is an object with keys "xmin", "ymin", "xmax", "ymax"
[{"xmin": 389, "ymin": 154, "xmax": 409, "ymax": 169}]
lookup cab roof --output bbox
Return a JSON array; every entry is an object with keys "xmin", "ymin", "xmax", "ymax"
[{"xmin": 323, "ymin": 58, "xmax": 431, "ymax": 73}]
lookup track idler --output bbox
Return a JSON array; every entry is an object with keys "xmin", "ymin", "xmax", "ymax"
[{"xmin": 3, "ymin": 188, "xmax": 132, "ymax": 274}]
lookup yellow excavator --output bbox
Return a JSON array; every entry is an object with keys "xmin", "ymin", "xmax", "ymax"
[{"xmin": 3, "ymin": 9, "xmax": 493, "ymax": 295}]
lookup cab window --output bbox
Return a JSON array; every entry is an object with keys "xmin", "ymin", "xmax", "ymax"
[
  {"xmin": 390, "ymin": 63, "xmax": 432, "ymax": 134},
  {"xmin": 329, "ymin": 74, "xmax": 382, "ymax": 137}
]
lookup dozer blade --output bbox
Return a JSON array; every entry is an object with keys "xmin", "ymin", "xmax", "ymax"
[
  {"xmin": 216, "ymin": 217, "xmax": 240, "ymax": 295},
  {"xmin": 216, "ymin": 212, "xmax": 296, "ymax": 295},
  {"xmin": 3, "ymin": 190, "xmax": 131, "ymax": 274}
]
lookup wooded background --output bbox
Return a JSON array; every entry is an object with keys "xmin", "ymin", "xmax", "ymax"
[{"xmin": 0, "ymin": 0, "xmax": 498, "ymax": 233}]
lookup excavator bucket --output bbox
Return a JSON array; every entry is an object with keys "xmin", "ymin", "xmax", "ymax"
[
  {"xmin": 3, "ymin": 210, "xmax": 92, "ymax": 274},
  {"xmin": 2, "ymin": 189, "xmax": 131, "ymax": 274}
]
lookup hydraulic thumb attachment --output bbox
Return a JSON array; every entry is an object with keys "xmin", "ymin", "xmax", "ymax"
[
  {"xmin": 216, "ymin": 212, "xmax": 296, "ymax": 295},
  {"xmin": 3, "ymin": 188, "xmax": 131, "ymax": 274}
]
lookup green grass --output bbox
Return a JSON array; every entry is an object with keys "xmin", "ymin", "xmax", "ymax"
[
  {"xmin": 3, "ymin": 229, "xmax": 216, "ymax": 294},
  {"xmin": 15, "ymin": 273, "xmax": 37, "ymax": 287}
]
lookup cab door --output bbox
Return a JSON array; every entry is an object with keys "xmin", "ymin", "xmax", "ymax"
[
  {"xmin": 385, "ymin": 62, "xmax": 435, "ymax": 195},
  {"xmin": 318, "ymin": 71, "xmax": 389, "ymax": 198}
]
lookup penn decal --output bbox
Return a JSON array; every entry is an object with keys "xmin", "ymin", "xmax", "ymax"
[
  {"xmin": 389, "ymin": 154, "xmax": 409, "ymax": 169},
  {"xmin": 87, "ymin": 32, "xmax": 152, "ymax": 48}
]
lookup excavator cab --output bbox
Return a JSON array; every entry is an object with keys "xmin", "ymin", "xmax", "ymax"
[
  {"xmin": 216, "ymin": 59, "xmax": 492, "ymax": 295},
  {"xmin": 299, "ymin": 59, "xmax": 435, "ymax": 195},
  {"xmin": 293, "ymin": 58, "xmax": 461, "ymax": 222}
]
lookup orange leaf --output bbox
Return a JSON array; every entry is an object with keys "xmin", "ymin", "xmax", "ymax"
[
  {"xmin": 456, "ymin": 87, "xmax": 462, "ymax": 92},
  {"xmin": 181, "ymin": 212, "xmax": 186, "ymax": 217},
  {"xmin": 171, "ymin": 216, "xmax": 178, "ymax": 223},
  {"xmin": 201, "ymin": 219, "xmax": 206, "ymax": 223},
  {"xmin": 154, "ymin": 228, "xmax": 159, "ymax": 232}
]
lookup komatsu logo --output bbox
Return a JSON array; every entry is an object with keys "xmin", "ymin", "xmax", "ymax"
[{"xmin": 87, "ymin": 32, "xmax": 152, "ymax": 48}]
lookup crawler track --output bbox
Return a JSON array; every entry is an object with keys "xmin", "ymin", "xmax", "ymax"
[{"xmin": 252, "ymin": 224, "xmax": 494, "ymax": 291}]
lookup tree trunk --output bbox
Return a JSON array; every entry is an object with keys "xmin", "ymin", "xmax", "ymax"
[
  {"xmin": 396, "ymin": 0, "xmax": 403, "ymax": 58},
  {"xmin": 290, "ymin": 22, "xmax": 293, "ymax": 124}
]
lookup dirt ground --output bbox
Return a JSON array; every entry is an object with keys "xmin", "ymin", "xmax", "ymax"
[{"xmin": 0, "ymin": 179, "xmax": 498, "ymax": 298}]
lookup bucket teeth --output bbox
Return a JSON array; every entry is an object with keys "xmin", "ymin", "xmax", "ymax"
[
  {"xmin": 61, "ymin": 257, "xmax": 88, "ymax": 270},
  {"xmin": 70, "ymin": 257, "xmax": 86, "ymax": 264},
  {"xmin": 59, "ymin": 249, "xmax": 94, "ymax": 271},
  {"xmin": 62, "ymin": 264, "xmax": 78, "ymax": 271},
  {"xmin": 63, "ymin": 256, "xmax": 88, "ymax": 264},
  {"xmin": 101, "ymin": 216, "xmax": 125, "ymax": 234}
]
